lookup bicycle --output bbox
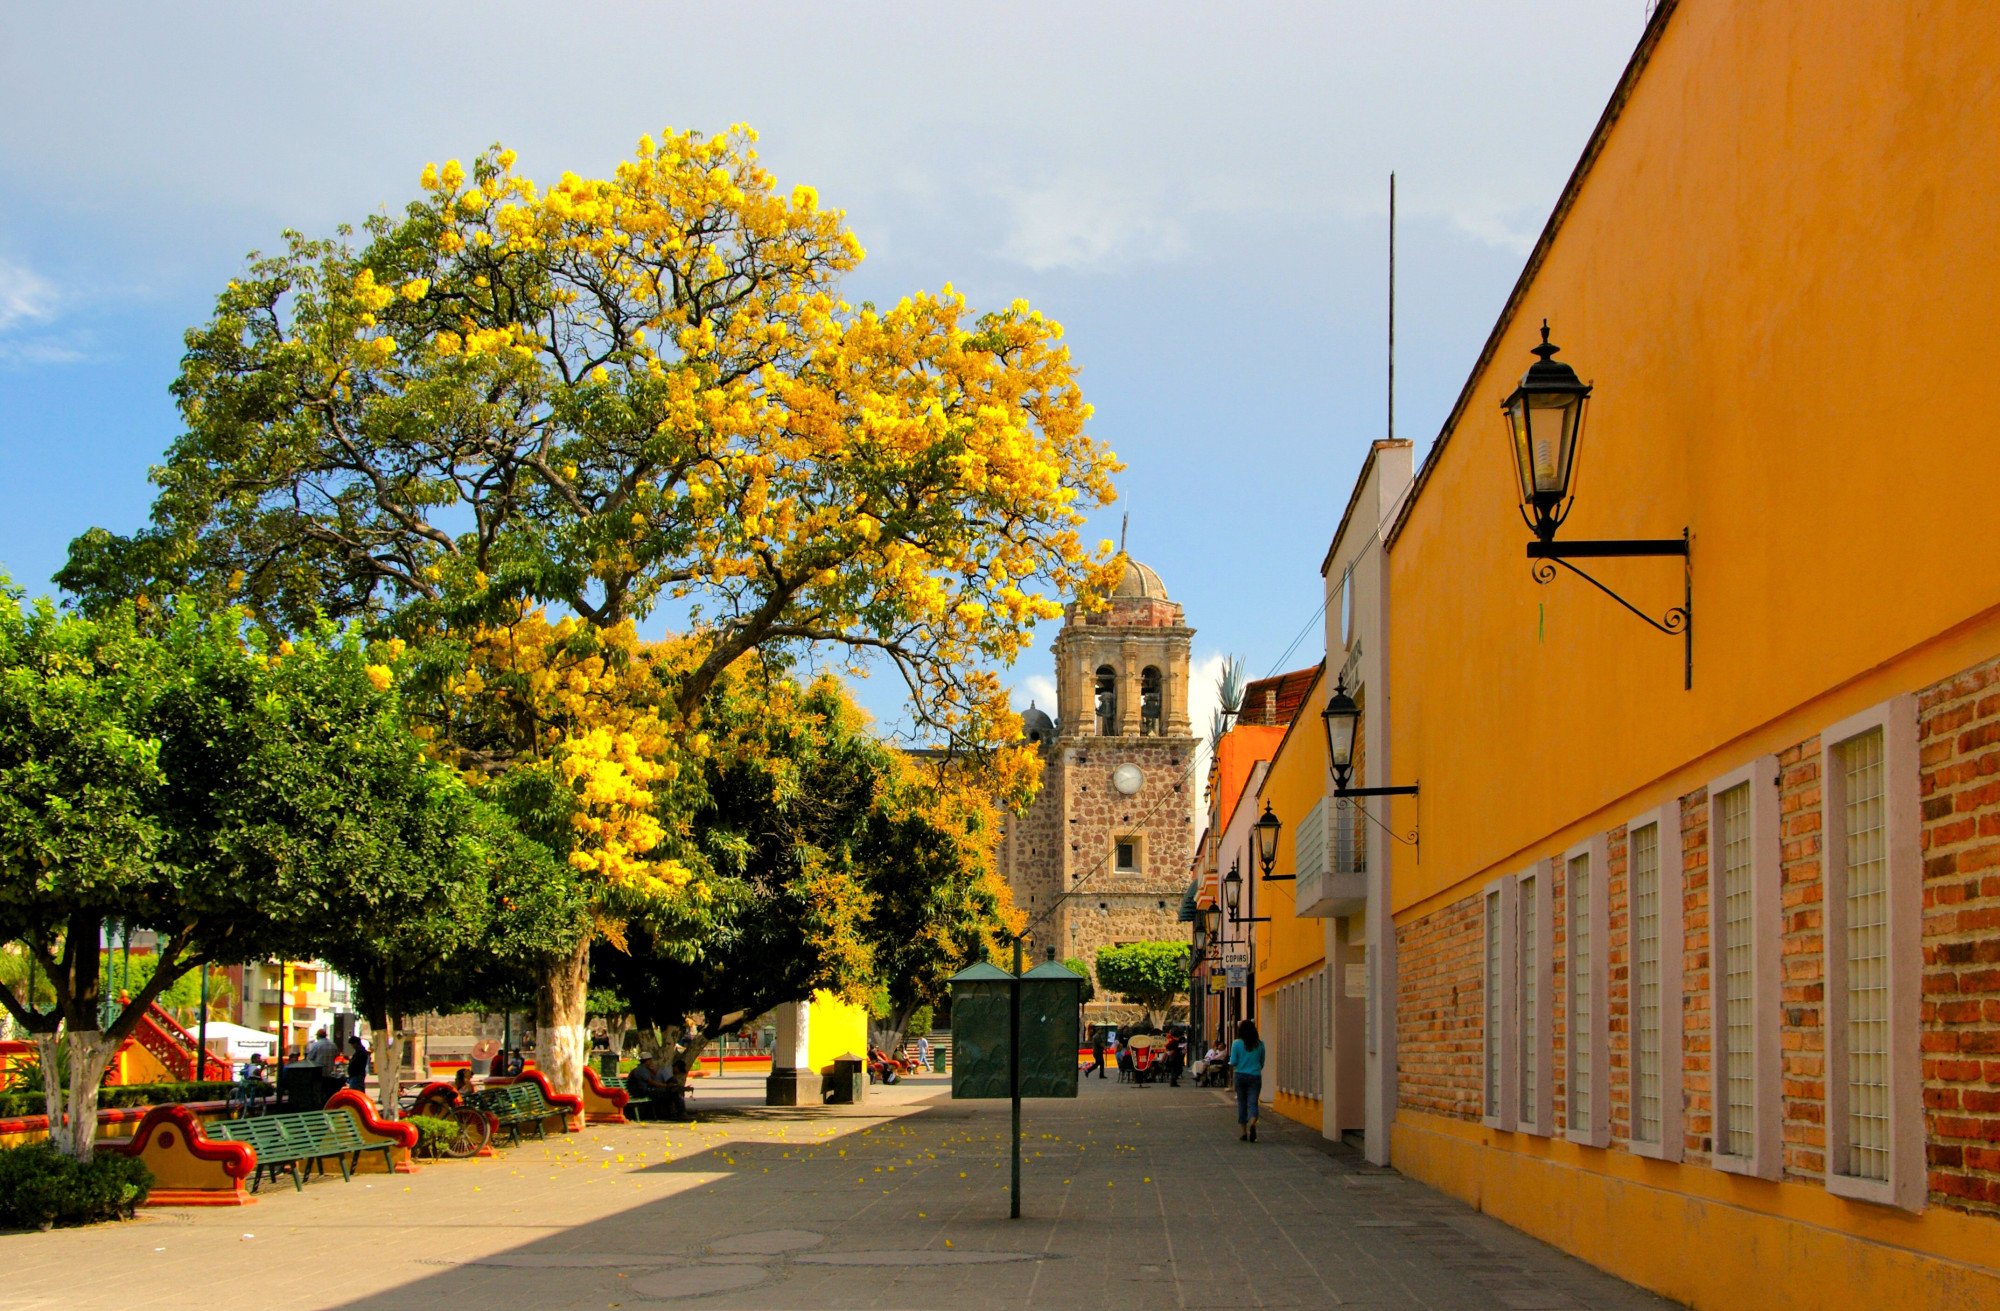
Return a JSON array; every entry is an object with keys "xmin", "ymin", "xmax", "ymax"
[{"xmin": 398, "ymin": 1085, "xmax": 493, "ymax": 1159}]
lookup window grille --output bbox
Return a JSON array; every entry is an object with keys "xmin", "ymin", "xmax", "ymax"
[
  {"xmin": 1718, "ymin": 783, "xmax": 1755, "ymax": 1159},
  {"xmin": 1839, "ymin": 728, "xmax": 1889, "ymax": 1182},
  {"xmin": 1519, "ymin": 873, "xmax": 1538, "ymax": 1119},
  {"xmin": 1631, "ymin": 822, "xmax": 1663, "ymax": 1145}
]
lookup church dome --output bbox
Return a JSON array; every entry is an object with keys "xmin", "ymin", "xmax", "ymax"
[
  {"xmin": 1021, "ymin": 703, "xmax": 1057, "ymax": 745},
  {"xmin": 1112, "ymin": 559, "xmax": 1168, "ymax": 599}
]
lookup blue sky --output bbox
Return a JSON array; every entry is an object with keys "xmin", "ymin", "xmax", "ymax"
[{"xmin": 0, "ymin": 1, "xmax": 1647, "ymax": 740}]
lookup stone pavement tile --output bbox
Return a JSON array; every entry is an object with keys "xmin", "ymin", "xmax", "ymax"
[{"xmin": 0, "ymin": 1072, "xmax": 1680, "ymax": 1310}]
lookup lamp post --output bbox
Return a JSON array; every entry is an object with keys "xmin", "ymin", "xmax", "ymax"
[{"xmin": 1506, "ymin": 321, "xmax": 1692, "ymax": 688}]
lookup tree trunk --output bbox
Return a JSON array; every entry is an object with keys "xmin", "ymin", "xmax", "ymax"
[
  {"xmin": 61, "ymin": 1029, "xmax": 120, "ymax": 1160},
  {"xmin": 32, "ymin": 1029, "xmax": 67, "ymax": 1153},
  {"xmin": 375, "ymin": 1013, "xmax": 405, "ymax": 1119},
  {"xmin": 48, "ymin": 912, "xmax": 112, "ymax": 1161},
  {"xmin": 535, "ymin": 937, "xmax": 590, "ymax": 1097},
  {"xmin": 365, "ymin": 1000, "xmax": 392, "ymax": 1116}
]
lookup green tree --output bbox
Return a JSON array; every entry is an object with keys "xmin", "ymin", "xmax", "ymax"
[
  {"xmin": 1062, "ymin": 957, "xmax": 1098, "ymax": 1006},
  {"xmin": 1094, "ymin": 941, "xmax": 1189, "ymax": 1026},
  {"xmin": 0, "ymin": 582, "xmax": 524, "ymax": 1151}
]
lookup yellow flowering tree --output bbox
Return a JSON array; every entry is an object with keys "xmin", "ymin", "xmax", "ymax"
[
  {"xmin": 59, "ymin": 125, "xmax": 1120, "ymax": 1094},
  {"xmin": 63, "ymin": 125, "xmax": 1122, "ymax": 753},
  {"xmin": 407, "ymin": 608, "xmax": 710, "ymax": 1091}
]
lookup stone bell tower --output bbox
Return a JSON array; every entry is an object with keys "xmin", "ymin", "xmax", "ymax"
[{"xmin": 996, "ymin": 561, "xmax": 1198, "ymax": 1016}]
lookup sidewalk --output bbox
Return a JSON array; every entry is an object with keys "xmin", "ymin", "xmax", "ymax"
[{"xmin": 0, "ymin": 1072, "xmax": 1678, "ymax": 1309}]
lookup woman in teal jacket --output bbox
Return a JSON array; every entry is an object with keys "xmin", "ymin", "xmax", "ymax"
[{"xmin": 1229, "ymin": 1020, "xmax": 1265, "ymax": 1141}]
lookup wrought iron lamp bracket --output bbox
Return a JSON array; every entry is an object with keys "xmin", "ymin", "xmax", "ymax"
[{"xmin": 1527, "ymin": 528, "xmax": 1692, "ymax": 689}]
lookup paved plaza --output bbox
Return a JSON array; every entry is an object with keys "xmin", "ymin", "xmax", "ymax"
[{"xmin": 2, "ymin": 1075, "xmax": 1676, "ymax": 1310}]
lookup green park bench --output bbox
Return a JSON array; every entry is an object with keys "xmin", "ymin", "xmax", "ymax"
[
  {"xmin": 209, "ymin": 1108, "xmax": 395, "ymax": 1192},
  {"xmin": 466, "ymin": 1082, "xmax": 564, "ymax": 1146}
]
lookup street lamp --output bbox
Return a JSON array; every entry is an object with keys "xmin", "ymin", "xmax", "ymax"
[
  {"xmin": 1319, "ymin": 674, "xmax": 1419, "ymax": 798},
  {"xmin": 1505, "ymin": 321, "xmax": 1592, "ymax": 544},
  {"xmin": 1253, "ymin": 802, "xmax": 1284, "ymax": 880},
  {"xmin": 1507, "ymin": 321, "xmax": 1693, "ymax": 688},
  {"xmin": 1203, "ymin": 904, "xmax": 1221, "ymax": 944},
  {"xmin": 1223, "ymin": 859, "xmax": 1268, "ymax": 925},
  {"xmin": 1192, "ymin": 914, "xmax": 1208, "ymax": 956}
]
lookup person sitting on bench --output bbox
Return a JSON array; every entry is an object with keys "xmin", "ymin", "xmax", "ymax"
[{"xmin": 626, "ymin": 1055, "xmax": 690, "ymax": 1121}]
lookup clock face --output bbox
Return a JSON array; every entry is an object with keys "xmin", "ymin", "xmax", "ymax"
[{"xmin": 1112, "ymin": 763, "xmax": 1144, "ymax": 796}]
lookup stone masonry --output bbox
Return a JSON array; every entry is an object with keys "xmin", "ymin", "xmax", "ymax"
[{"xmin": 998, "ymin": 561, "xmax": 1197, "ymax": 1005}]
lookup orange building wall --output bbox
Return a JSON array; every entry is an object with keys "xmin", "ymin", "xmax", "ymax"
[{"xmin": 1382, "ymin": 2, "xmax": 2000, "ymax": 1306}]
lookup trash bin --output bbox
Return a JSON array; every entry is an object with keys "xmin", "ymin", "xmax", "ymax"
[
  {"xmin": 598, "ymin": 1051, "xmax": 620, "ymax": 1079},
  {"xmin": 822, "ymin": 1056, "xmax": 866, "ymax": 1105},
  {"xmin": 278, "ymin": 1062, "xmax": 328, "ymax": 1111}
]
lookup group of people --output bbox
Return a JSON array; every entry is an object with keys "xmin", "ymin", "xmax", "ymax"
[
  {"xmin": 622, "ymin": 1051, "xmax": 692, "ymax": 1121},
  {"xmin": 1080, "ymin": 1019, "xmax": 1269, "ymax": 1143},
  {"xmin": 301, "ymin": 1027, "xmax": 369, "ymax": 1092},
  {"xmin": 1084, "ymin": 1026, "xmax": 1187, "ymax": 1086}
]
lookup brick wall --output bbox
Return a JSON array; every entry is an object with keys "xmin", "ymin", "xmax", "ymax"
[
  {"xmin": 1604, "ymin": 825, "xmax": 1631, "ymax": 1142},
  {"xmin": 1920, "ymin": 654, "xmax": 2000, "ymax": 1214},
  {"xmin": 1778, "ymin": 735, "xmax": 1828, "ymax": 1181},
  {"xmin": 1395, "ymin": 893, "xmax": 1484, "ymax": 1120},
  {"xmin": 1679, "ymin": 787, "xmax": 1713, "ymax": 1164},
  {"xmin": 1395, "ymin": 650, "xmax": 2000, "ymax": 1217}
]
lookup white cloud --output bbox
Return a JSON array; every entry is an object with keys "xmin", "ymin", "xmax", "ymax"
[
  {"xmin": 995, "ymin": 181, "xmax": 1190, "ymax": 274},
  {"xmin": 1184, "ymin": 649, "xmax": 1238, "ymax": 819},
  {"xmin": 1011, "ymin": 673, "xmax": 1059, "ymax": 714},
  {"xmin": 0, "ymin": 337, "xmax": 85, "ymax": 365},
  {"xmin": 0, "ymin": 259, "xmax": 55, "ymax": 331}
]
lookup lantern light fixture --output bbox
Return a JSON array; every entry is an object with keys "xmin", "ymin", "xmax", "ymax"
[
  {"xmin": 1318, "ymin": 675, "xmax": 1419, "ymax": 798},
  {"xmin": 1223, "ymin": 859, "xmax": 1268, "ymax": 925},
  {"xmin": 1504, "ymin": 321, "xmax": 1694, "ymax": 689},
  {"xmin": 1505, "ymin": 321, "xmax": 1593, "ymax": 544},
  {"xmin": 1253, "ymin": 802, "xmax": 1284, "ymax": 879}
]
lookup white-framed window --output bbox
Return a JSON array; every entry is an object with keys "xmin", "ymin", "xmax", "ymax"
[
  {"xmin": 1625, "ymin": 804, "xmax": 1685, "ymax": 1160},
  {"xmin": 1820, "ymin": 697, "xmax": 1922, "ymax": 1211},
  {"xmin": 1517, "ymin": 861, "xmax": 1554, "ymax": 1136},
  {"xmin": 1707, "ymin": 756, "xmax": 1781, "ymax": 1179},
  {"xmin": 1274, "ymin": 970, "xmax": 1326, "ymax": 1101},
  {"xmin": 1482, "ymin": 876, "xmax": 1518, "ymax": 1128},
  {"xmin": 1565, "ymin": 835, "xmax": 1609, "ymax": 1147}
]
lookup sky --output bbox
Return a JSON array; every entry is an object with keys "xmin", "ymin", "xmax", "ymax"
[{"xmin": 0, "ymin": 1, "xmax": 1649, "ymax": 747}]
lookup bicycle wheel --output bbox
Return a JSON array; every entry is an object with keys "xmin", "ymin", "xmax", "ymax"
[{"xmin": 445, "ymin": 1107, "xmax": 491, "ymax": 1158}]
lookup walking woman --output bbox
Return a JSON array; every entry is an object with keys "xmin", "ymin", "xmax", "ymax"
[{"xmin": 1230, "ymin": 1019, "xmax": 1265, "ymax": 1141}]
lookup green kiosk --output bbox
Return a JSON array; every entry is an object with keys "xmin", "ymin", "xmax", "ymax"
[{"xmin": 948, "ymin": 949, "xmax": 1084, "ymax": 1218}]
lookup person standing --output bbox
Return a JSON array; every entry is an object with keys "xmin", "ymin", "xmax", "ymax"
[
  {"xmin": 1164, "ymin": 1031, "xmax": 1185, "ymax": 1087},
  {"xmin": 1230, "ymin": 1019, "xmax": 1265, "ymax": 1142},
  {"xmin": 304, "ymin": 1027, "xmax": 338, "ymax": 1101},
  {"xmin": 345, "ymin": 1035, "xmax": 370, "ymax": 1091},
  {"xmin": 1087, "ymin": 1028, "xmax": 1106, "ymax": 1079},
  {"xmin": 916, "ymin": 1034, "xmax": 932, "ymax": 1073}
]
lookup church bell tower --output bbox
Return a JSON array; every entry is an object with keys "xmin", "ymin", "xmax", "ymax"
[{"xmin": 998, "ymin": 560, "xmax": 1197, "ymax": 1016}]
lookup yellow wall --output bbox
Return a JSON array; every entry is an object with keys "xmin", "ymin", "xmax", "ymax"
[
  {"xmin": 1393, "ymin": 1114, "xmax": 2000, "ymax": 1311},
  {"xmin": 1388, "ymin": 0, "xmax": 2000, "ymax": 922},
  {"xmin": 1382, "ymin": 1, "xmax": 2000, "ymax": 1303},
  {"xmin": 1253, "ymin": 672, "xmax": 1329, "ymax": 992},
  {"xmin": 807, "ymin": 991, "xmax": 869, "ymax": 1072},
  {"xmin": 1253, "ymin": 672, "xmax": 1329, "ymax": 1130}
]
